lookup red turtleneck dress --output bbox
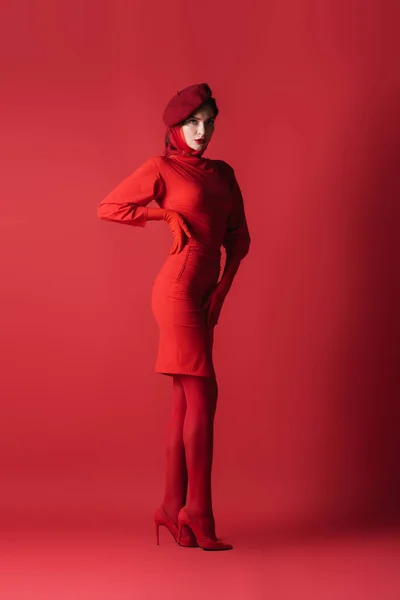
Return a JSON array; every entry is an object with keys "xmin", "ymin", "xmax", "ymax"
[{"xmin": 98, "ymin": 152, "xmax": 250, "ymax": 377}]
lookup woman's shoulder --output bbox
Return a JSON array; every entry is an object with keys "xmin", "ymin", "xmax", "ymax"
[
  {"xmin": 210, "ymin": 158, "xmax": 232, "ymax": 168},
  {"xmin": 144, "ymin": 155, "xmax": 165, "ymax": 169},
  {"xmin": 208, "ymin": 158, "xmax": 235, "ymax": 177},
  {"xmin": 129, "ymin": 155, "xmax": 170, "ymax": 177},
  {"xmin": 148, "ymin": 154, "xmax": 177, "ymax": 171}
]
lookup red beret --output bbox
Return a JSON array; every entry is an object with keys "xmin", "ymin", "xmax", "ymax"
[{"xmin": 163, "ymin": 83, "xmax": 213, "ymax": 127}]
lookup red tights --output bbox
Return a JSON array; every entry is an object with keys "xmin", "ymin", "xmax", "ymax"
[{"xmin": 162, "ymin": 374, "xmax": 218, "ymax": 538}]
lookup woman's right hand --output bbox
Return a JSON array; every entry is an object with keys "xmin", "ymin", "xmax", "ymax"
[{"xmin": 163, "ymin": 209, "xmax": 192, "ymax": 254}]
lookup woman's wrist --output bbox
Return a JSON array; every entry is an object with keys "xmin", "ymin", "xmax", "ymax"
[
  {"xmin": 146, "ymin": 207, "xmax": 168, "ymax": 221},
  {"xmin": 216, "ymin": 278, "xmax": 231, "ymax": 296}
]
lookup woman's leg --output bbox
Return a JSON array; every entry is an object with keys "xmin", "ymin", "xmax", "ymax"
[
  {"xmin": 179, "ymin": 374, "xmax": 218, "ymax": 539},
  {"xmin": 162, "ymin": 375, "xmax": 188, "ymax": 522}
]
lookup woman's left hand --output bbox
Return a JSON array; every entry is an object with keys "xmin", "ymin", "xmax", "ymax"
[{"xmin": 203, "ymin": 283, "xmax": 228, "ymax": 328}]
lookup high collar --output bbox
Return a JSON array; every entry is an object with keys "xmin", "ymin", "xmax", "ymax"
[{"xmin": 167, "ymin": 151, "xmax": 208, "ymax": 165}]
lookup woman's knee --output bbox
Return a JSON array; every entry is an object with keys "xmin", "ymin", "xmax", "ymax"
[
  {"xmin": 172, "ymin": 375, "xmax": 187, "ymax": 412},
  {"xmin": 180, "ymin": 375, "xmax": 218, "ymax": 413}
]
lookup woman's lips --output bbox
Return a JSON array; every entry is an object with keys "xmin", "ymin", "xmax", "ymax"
[{"xmin": 194, "ymin": 139, "xmax": 205, "ymax": 144}]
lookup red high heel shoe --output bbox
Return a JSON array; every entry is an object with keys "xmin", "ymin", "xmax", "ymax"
[
  {"xmin": 177, "ymin": 506, "xmax": 233, "ymax": 551},
  {"xmin": 154, "ymin": 505, "xmax": 198, "ymax": 547}
]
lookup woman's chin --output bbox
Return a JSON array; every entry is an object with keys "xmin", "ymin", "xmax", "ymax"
[{"xmin": 191, "ymin": 142, "xmax": 207, "ymax": 151}]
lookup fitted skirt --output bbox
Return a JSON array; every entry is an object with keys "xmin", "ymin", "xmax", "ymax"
[{"xmin": 151, "ymin": 239, "xmax": 221, "ymax": 377}]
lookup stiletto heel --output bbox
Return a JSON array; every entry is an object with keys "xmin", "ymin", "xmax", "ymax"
[
  {"xmin": 154, "ymin": 505, "xmax": 199, "ymax": 547},
  {"xmin": 177, "ymin": 523, "xmax": 182, "ymax": 545},
  {"xmin": 177, "ymin": 506, "xmax": 233, "ymax": 551}
]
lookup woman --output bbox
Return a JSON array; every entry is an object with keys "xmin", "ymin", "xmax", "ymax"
[{"xmin": 98, "ymin": 83, "xmax": 250, "ymax": 551}]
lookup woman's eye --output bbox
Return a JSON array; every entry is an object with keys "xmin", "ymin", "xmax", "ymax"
[{"xmin": 187, "ymin": 118, "xmax": 214, "ymax": 125}]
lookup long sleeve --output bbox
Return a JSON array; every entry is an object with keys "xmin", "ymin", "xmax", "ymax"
[
  {"xmin": 97, "ymin": 158, "xmax": 165, "ymax": 227},
  {"xmin": 222, "ymin": 167, "xmax": 251, "ymax": 259}
]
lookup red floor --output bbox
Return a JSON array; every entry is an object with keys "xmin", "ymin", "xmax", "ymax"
[{"xmin": 1, "ymin": 521, "xmax": 399, "ymax": 599}]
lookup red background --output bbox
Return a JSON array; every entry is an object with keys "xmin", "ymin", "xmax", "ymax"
[{"xmin": 1, "ymin": 0, "xmax": 399, "ymax": 537}]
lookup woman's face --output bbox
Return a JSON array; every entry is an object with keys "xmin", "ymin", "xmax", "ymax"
[{"xmin": 181, "ymin": 104, "xmax": 216, "ymax": 151}]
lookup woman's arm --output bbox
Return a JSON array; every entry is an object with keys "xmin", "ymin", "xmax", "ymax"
[
  {"xmin": 203, "ymin": 167, "xmax": 251, "ymax": 327},
  {"xmin": 203, "ymin": 254, "xmax": 246, "ymax": 328},
  {"xmin": 97, "ymin": 158, "xmax": 164, "ymax": 227},
  {"xmin": 98, "ymin": 159, "xmax": 190, "ymax": 253},
  {"xmin": 221, "ymin": 168, "xmax": 251, "ymax": 262},
  {"xmin": 218, "ymin": 253, "xmax": 243, "ymax": 294}
]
